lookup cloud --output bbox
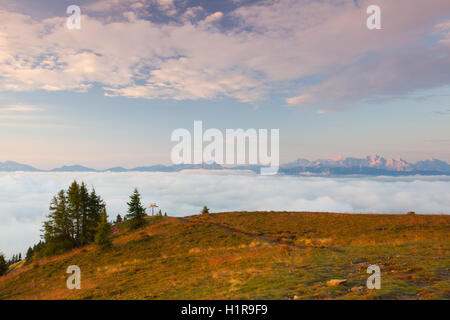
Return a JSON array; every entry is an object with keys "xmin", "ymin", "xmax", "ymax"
[
  {"xmin": 286, "ymin": 94, "xmax": 311, "ymax": 108},
  {"xmin": 203, "ymin": 12, "xmax": 224, "ymax": 24},
  {"xmin": 286, "ymin": 46, "xmax": 450, "ymax": 110},
  {"xmin": 0, "ymin": 103, "xmax": 59, "ymax": 127},
  {"xmin": 0, "ymin": 0, "xmax": 449, "ymax": 108},
  {"xmin": 0, "ymin": 104, "xmax": 40, "ymax": 112},
  {"xmin": 0, "ymin": 171, "xmax": 449, "ymax": 258},
  {"xmin": 434, "ymin": 109, "xmax": 450, "ymax": 115}
]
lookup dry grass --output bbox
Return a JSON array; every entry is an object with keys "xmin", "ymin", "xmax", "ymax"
[{"xmin": 0, "ymin": 212, "xmax": 449, "ymax": 300}]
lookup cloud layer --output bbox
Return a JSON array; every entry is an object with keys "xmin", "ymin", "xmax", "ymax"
[
  {"xmin": 1, "ymin": 171, "xmax": 449, "ymax": 257},
  {"xmin": 0, "ymin": 0, "xmax": 449, "ymax": 111}
]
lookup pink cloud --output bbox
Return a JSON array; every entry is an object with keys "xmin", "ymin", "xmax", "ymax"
[{"xmin": 0, "ymin": 0, "xmax": 448, "ymax": 109}]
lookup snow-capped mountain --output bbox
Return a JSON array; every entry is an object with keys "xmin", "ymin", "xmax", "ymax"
[
  {"xmin": 281, "ymin": 155, "xmax": 449, "ymax": 173},
  {"xmin": 413, "ymin": 158, "xmax": 450, "ymax": 172},
  {"xmin": 1, "ymin": 156, "xmax": 449, "ymax": 175}
]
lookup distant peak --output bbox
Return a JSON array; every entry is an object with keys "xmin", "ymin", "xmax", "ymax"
[{"xmin": 331, "ymin": 155, "xmax": 344, "ymax": 161}]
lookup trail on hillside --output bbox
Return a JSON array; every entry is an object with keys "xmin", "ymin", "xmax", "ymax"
[{"xmin": 179, "ymin": 217, "xmax": 342, "ymax": 252}]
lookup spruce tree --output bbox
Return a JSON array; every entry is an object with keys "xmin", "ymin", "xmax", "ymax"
[
  {"xmin": 201, "ymin": 206, "xmax": 210, "ymax": 214},
  {"xmin": 43, "ymin": 189, "xmax": 74, "ymax": 254},
  {"xmin": 0, "ymin": 253, "xmax": 8, "ymax": 276},
  {"xmin": 26, "ymin": 247, "xmax": 33, "ymax": 261},
  {"xmin": 67, "ymin": 181, "xmax": 81, "ymax": 243},
  {"xmin": 116, "ymin": 214, "xmax": 122, "ymax": 224},
  {"xmin": 79, "ymin": 182, "xmax": 90, "ymax": 245},
  {"xmin": 94, "ymin": 208, "xmax": 112, "ymax": 249},
  {"xmin": 126, "ymin": 188, "xmax": 146, "ymax": 229},
  {"xmin": 87, "ymin": 188, "xmax": 104, "ymax": 242}
]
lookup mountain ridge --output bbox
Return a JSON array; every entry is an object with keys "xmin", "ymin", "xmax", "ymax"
[
  {"xmin": 1, "ymin": 155, "xmax": 450, "ymax": 175},
  {"xmin": 1, "ymin": 212, "xmax": 449, "ymax": 299}
]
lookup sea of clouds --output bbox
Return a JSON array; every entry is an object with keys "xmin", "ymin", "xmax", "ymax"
[{"xmin": 1, "ymin": 171, "xmax": 449, "ymax": 258}]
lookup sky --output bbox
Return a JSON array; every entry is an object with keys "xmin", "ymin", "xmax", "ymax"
[{"xmin": 0, "ymin": 0, "xmax": 449, "ymax": 169}]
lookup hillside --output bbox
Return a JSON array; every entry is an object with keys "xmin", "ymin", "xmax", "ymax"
[{"xmin": 0, "ymin": 212, "xmax": 449, "ymax": 300}]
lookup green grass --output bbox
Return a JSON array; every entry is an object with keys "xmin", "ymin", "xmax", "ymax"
[{"xmin": 0, "ymin": 212, "xmax": 448, "ymax": 300}]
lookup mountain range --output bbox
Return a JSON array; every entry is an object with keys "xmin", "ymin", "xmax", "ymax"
[
  {"xmin": 279, "ymin": 155, "xmax": 450, "ymax": 176},
  {"xmin": 1, "ymin": 155, "xmax": 450, "ymax": 176}
]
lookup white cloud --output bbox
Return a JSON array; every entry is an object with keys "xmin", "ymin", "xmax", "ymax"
[
  {"xmin": 0, "ymin": 0, "xmax": 449, "ymax": 108},
  {"xmin": 0, "ymin": 102, "xmax": 55, "ymax": 127},
  {"xmin": 0, "ymin": 171, "xmax": 449, "ymax": 258},
  {"xmin": 0, "ymin": 104, "xmax": 40, "ymax": 112},
  {"xmin": 203, "ymin": 12, "xmax": 223, "ymax": 24}
]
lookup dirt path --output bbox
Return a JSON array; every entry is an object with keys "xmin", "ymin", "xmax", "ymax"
[
  {"xmin": 179, "ymin": 217, "xmax": 333, "ymax": 251},
  {"xmin": 178, "ymin": 217, "xmax": 345, "ymax": 253}
]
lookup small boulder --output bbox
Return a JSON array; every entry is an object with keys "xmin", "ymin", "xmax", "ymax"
[{"xmin": 326, "ymin": 279, "xmax": 347, "ymax": 287}]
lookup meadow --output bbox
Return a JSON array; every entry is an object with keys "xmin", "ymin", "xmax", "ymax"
[{"xmin": 0, "ymin": 211, "xmax": 448, "ymax": 300}]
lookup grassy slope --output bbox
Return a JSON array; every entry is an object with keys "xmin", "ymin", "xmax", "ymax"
[{"xmin": 0, "ymin": 212, "xmax": 449, "ymax": 300}]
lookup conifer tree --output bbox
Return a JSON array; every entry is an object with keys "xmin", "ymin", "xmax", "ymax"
[
  {"xmin": 87, "ymin": 188, "xmax": 104, "ymax": 242},
  {"xmin": 0, "ymin": 253, "xmax": 7, "ymax": 276},
  {"xmin": 116, "ymin": 214, "xmax": 122, "ymax": 224},
  {"xmin": 40, "ymin": 181, "xmax": 107, "ymax": 256},
  {"xmin": 126, "ymin": 188, "xmax": 146, "ymax": 228},
  {"xmin": 79, "ymin": 182, "xmax": 90, "ymax": 245},
  {"xmin": 201, "ymin": 206, "xmax": 210, "ymax": 214},
  {"xmin": 26, "ymin": 247, "xmax": 33, "ymax": 261},
  {"xmin": 43, "ymin": 189, "xmax": 74, "ymax": 254},
  {"xmin": 67, "ymin": 181, "xmax": 81, "ymax": 242},
  {"xmin": 94, "ymin": 208, "xmax": 112, "ymax": 249}
]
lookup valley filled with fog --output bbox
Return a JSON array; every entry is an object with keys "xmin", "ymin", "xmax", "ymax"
[{"xmin": 1, "ymin": 171, "xmax": 449, "ymax": 257}]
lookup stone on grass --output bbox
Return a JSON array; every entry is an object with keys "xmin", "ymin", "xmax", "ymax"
[
  {"xmin": 351, "ymin": 286, "xmax": 364, "ymax": 292},
  {"xmin": 326, "ymin": 279, "xmax": 347, "ymax": 287}
]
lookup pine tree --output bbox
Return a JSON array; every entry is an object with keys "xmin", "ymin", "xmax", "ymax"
[
  {"xmin": 26, "ymin": 247, "xmax": 33, "ymax": 261},
  {"xmin": 86, "ymin": 188, "xmax": 104, "ymax": 242},
  {"xmin": 67, "ymin": 181, "xmax": 82, "ymax": 243},
  {"xmin": 42, "ymin": 190, "xmax": 74, "ymax": 254},
  {"xmin": 164, "ymin": 212, "xmax": 167, "ymax": 217},
  {"xmin": 126, "ymin": 188, "xmax": 146, "ymax": 229},
  {"xmin": 94, "ymin": 208, "xmax": 112, "ymax": 249},
  {"xmin": 79, "ymin": 182, "xmax": 90, "ymax": 245},
  {"xmin": 116, "ymin": 214, "xmax": 123, "ymax": 224},
  {"xmin": 201, "ymin": 206, "xmax": 210, "ymax": 214},
  {"xmin": 0, "ymin": 253, "xmax": 8, "ymax": 276}
]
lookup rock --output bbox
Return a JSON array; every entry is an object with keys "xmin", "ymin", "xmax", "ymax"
[
  {"xmin": 326, "ymin": 279, "xmax": 347, "ymax": 287},
  {"xmin": 351, "ymin": 286, "xmax": 364, "ymax": 292}
]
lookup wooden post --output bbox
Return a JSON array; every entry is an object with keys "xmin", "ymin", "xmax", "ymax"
[{"xmin": 148, "ymin": 204, "xmax": 158, "ymax": 216}]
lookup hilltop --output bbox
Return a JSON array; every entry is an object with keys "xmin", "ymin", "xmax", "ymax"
[{"xmin": 0, "ymin": 212, "xmax": 449, "ymax": 300}]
